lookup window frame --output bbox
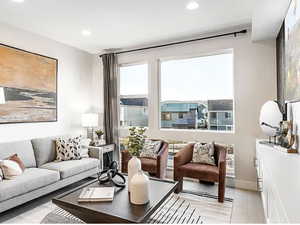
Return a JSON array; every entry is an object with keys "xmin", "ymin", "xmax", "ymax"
[
  {"xmin": 158, "ymin": 50, "xmax": 235, "ymax": 133},
  {"xmin": 118, "ymin": 61, "xmax": 149, "ymax": 129}
]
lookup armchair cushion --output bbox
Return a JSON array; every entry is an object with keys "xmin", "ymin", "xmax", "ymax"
[
  {"xmin": 140, "ymin": 139, "xmax": 162, "ymax": 159},
  {"xmin": 192, "ymin": 142, "xmax": 216, "ymax": 166},
  {"xmin": 177, "ymin": 162, "xmax": 219, "ymax": 182}
]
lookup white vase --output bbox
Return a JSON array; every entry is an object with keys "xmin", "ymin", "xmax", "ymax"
[
  {"xmin": 128, "ymin": 156, "xmax": 141, "ymax": 192},
  {"xmin": 130, "ymin": 170, "xmax": 150, "ymax": 205}
]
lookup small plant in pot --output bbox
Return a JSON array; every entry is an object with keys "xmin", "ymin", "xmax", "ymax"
[
  {"xmin": 127, "ymin": 127, "xmax": 146, "ymax": 192},
  {"xmin": 95, "ymin": 129, "xmax": 104, "ymax": 140}
]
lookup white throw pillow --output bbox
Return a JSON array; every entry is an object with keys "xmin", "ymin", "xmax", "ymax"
[
  {"xmin": 0, "ymin": 160, "xmax": 23, "ymax": 179},
  {"xmin": 192, "ymin": 142, "xmax": 216, "ymax": 166},
  {"xmin": 80, "ymin": 138, "xmax": 91, "ymax": 158},
  {"xmin": 140, "ymin": 139, "xmax": 162, "ymax": 159}
]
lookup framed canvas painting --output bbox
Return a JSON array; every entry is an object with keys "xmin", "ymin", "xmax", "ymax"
[
  {"xmin": 285, "ymin": 0, "xmax": 300, "ymax": 102},
  {"xmin": 0, "ymin": 44, "xmax": 57, "ymax": 124}
]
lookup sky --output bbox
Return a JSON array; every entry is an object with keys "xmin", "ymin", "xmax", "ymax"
[{"xmin": 120, "ymin": 53, "xmax": 233, "ymax": 101}]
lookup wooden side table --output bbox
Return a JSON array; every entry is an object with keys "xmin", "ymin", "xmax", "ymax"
[{"xmin": 88, "ymin": 144, "xmax": 115, "ymax": 171}]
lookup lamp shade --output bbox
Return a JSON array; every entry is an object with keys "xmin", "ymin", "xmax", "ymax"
[
  {"xmin": 82, "ymin": 113, "xmax": 98, "ymax": 127},
  {"xmin": 0, "ymin": 87, "xmax": 5, "ymax": 104}
]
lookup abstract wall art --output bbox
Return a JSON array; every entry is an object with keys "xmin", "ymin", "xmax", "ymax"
[
  {"xmin": 285, "ymin": 0, "xmax": 300, "ymax": 102},
  {"xmin": 0, "ymin": 44, "xmax": 57, "ymax": 124}
]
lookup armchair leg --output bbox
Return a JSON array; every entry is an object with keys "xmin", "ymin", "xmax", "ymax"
[
  {"xmin": 149, "ymin": 172, "xmax": 156, "ymax": 177},
  {"xmin": 218, "ymin": 179, "xmax": 225, "ymax": 203},
  {"xmin": 175, "ymin": 178, "xmax": 183, "ymax": 193}
]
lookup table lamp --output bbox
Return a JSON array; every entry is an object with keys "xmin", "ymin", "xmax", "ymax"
[{"xmin": 82, "ymin": 113, "xmax": 98, "ymax": 141}]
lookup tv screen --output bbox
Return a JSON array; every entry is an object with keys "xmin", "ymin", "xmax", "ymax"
[{"xmin": 285, "ymin": 0, "xmax": 300, "ymax": 101}]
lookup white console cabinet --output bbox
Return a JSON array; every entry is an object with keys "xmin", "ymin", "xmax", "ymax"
[{"xmin": 256, "ymin": 140, "xmax": 300, "ymax": 223}]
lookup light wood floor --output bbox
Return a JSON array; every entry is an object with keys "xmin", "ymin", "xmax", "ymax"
[{"xmin": 0, "ymin": 178, "xmax": 265, "ymax": 224}]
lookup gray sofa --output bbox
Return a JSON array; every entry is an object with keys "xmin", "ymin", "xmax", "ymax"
[{"xmin": 0, "ymin": 136, "xmax": 99, "ymax": 213}]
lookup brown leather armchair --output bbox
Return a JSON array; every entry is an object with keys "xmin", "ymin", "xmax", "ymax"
[
  {"xmin": 121, "ymin": 141, "xmax": 169, "ymax": 179},
  {"xmin": 174, "ymin": 143, "xmax": 227, "ymax": 202}
]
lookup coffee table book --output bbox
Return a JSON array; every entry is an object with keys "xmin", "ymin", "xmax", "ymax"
[{"xmin": 78, "ymin": 187, "xmax": 114, "ymax": 202}]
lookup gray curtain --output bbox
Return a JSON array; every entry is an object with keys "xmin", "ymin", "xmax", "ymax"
[{"xmin": 102, "ymin": 53, "xmax": 119, "ymax": 162}]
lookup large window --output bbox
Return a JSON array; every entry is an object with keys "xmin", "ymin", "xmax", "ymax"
[
  {"xmin": 160, "ymin": 53, "xmax": 234, "ymax": 131},
  {"xmin": 119, "ymin": 64, "xmax": 148, "ymax": 127}
]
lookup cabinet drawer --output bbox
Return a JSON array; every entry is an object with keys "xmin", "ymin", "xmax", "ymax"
[{"xmin": 103, "ymin": 144, "xmax": 114, "ymax": 153}]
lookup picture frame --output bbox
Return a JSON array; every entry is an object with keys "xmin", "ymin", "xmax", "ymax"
[{"xmin": 0, "ymin": 43, "xmax": 58, "ymax": 124}]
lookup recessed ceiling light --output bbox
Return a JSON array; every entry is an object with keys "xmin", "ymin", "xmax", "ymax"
[
  {"xmin": 81, "ymin": 30, "xmax": 91, "ymax": 36},
  {"xmin": 186, "ymin": 1, "xmax": 199, "ymax": 10},
  {"xmin": 11, "ymin": 0, "xmax": 24, "ymax": 2}
]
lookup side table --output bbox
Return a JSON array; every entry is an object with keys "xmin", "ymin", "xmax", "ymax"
[{"xmin": 88, "ymin": 144, "xmax": 115, "ymax": 171}]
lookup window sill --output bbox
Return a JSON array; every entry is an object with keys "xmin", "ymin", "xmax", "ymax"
[{"xmin": 159, "ymin": 128, "xmax": 235, "ymax": 134}]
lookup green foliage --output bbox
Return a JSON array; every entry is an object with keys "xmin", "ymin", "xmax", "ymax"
[
  {"xmin": 95, "ymin": 129, "xmax": 104, "ymax": 138},
  {"xmin": 127, "ymin": 127, "xmax": 147, "ymax": 157}
]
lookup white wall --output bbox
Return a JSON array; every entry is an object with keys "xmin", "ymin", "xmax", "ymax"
[
  {"xmin": 0, "ymin": 22, "xmax": 94, "ymax": 142},
  {"xmin": 92, "ymin": 30, "xmax": 277, "ymax": 189}
]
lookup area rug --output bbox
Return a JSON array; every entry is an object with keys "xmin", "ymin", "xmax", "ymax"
[{"xmin": 41, "ymin": 193, "xmax": 233, "ymax": 224}]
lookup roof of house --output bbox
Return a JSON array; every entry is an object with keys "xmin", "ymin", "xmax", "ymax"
[
  {"xmin": 161, "ymin": 103, "xmax": 198, "ymax": 112},
  {"xmin": 120, "ymin": 97, "xmax": 148, "ymax": 106},
  {"xmin": 207, "ymin": 99, "xmax": 233, "ymax": 111}
]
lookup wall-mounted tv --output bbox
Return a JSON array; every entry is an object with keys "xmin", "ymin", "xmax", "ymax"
[{"xmin": 285, "ymin": 0, "xmax": 300, "ymax": 102}]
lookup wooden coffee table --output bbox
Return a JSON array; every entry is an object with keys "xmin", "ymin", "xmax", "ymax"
[{"xmin": 53, "ymin": 176, "xmax": 178, "ymax": 223}]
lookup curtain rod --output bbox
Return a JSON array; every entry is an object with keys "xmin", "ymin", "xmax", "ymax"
[{"xmin": 99, "ymin": 29, "xmax": 247, "ymax": 57}]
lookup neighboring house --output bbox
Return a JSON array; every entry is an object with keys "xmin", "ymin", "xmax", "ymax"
[
  {"xmin": 120, "ymin": 95, "xmax": 148, "ymax": 127},
  {"xmin": 207, "ymin": 99, "xmax": 233, "ymax": 131},
  {"xmin": 120, "ymin": 97, "xmax": 234, "ymax": 131},
  {"xmin": 160, "ymin": 101, "xmax": 207, "ymax": 129}
]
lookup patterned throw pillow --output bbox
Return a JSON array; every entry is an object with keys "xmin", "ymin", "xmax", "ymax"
[
  {"xmin": 56, "ymin": 136, "xmax": 82, "ymax": 161},
  {"xmin": 192, "ymin": 142, "xmax": 216, "ymax": 166},
  {"xmin": 140, "ymin": 140, "xmax": 162, "ymax": 159}
]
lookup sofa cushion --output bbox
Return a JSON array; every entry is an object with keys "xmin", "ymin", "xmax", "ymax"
[
  {"xmin": 0, "ymin": 168, "xmax": 60, "ymax": 202},
  {"xmin": 7, "ymin": 154, "xmax": 26, "ymax": 171},
  {"xmin": 55, "ymin": 136, "xmax": 82, "ymax": 161},
  {"xmin": 0, "ymin": 140, "xmax": 36, "ymax": 168},
  {"xmin": 0, "ymin": 159, "xmax": 23, "ymax": 179},
  {"xmin": 178, "ymin": 162, "xmax": 219, "ymax": 182},
  {"xmin": 31, "ymin": 137, "xmax": 57, "ymax": 167},
  {"xmin": 192, "ymin": 142, "xmax": 216, "ymax": 166},
  {"xmin": 40, "ymin": 158, "xmax": 98, "ymax": 179},
  {"xmin": 140, "ymin": 140, "xmax": 162, "ymax": 159}
]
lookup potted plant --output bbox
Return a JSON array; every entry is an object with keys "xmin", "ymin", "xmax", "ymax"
[
  {"xmin": 95, "ymin": 129, "xmax": 104, "ymax": 139},
  {"xmin": 95, "ymin": 129, "xmax": 105, "ymax": 145},
  {"xmin": 127, "ymin": 127, "xmax": 146, "ymax": 192}
]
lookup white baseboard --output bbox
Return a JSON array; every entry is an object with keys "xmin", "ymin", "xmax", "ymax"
[{"xmin": 235, "ymin": 179, "xmax": 257, "ymax": 191}]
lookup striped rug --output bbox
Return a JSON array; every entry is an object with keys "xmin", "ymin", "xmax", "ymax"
[
  {"xmin": 148, "ymin": 194, "xmax": 203, "ymax": 224},
  {"xmin": 41, "ymin": 193, "xmax": 233, "ymax": 224}
]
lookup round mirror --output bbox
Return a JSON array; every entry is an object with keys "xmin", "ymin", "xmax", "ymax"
[{"xmin": 259, "ymin": 101, "xmax": 283, "ymax": 137}]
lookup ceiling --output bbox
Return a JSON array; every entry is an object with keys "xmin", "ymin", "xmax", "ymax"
[{"xmin": 0, "ymin": 0, "xmax": 289, "ymax": 54}]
